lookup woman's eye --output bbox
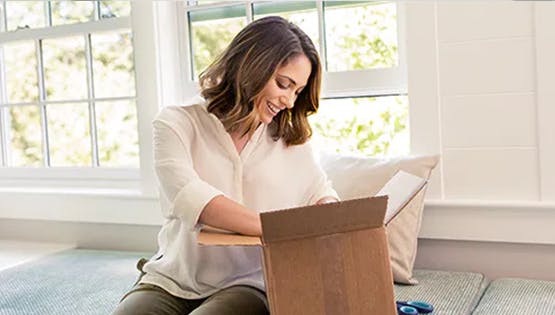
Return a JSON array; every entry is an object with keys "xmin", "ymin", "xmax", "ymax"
[{"xmin": 276, "ymin": 80, "xmax": 288, "ymax": 89}]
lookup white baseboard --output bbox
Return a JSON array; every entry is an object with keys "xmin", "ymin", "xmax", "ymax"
[{"xmin": 0, "ymin": 240, "xmax": 75, "ymax": 271}]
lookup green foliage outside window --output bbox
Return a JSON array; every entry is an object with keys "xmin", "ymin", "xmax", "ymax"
[
  {"xmin": 0, "ymin": 1, "xmax": 137, "ymax": 168},
  {"xmin": 309, "ymin": 96, "xmax": 409, "ymax": 157}
]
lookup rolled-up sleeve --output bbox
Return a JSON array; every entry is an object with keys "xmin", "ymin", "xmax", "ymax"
[{"xmin": 153, "ymin": 118, "xmax": 223, "ymax": 230}]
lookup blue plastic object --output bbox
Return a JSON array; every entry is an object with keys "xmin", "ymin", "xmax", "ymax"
[
  {"xmin": 396, "ymin": 300, "xmax": 434, "ymax": 314},
  {"xmin": 398, "ymin": 305, "xmax": 419, "ymax": 315}
]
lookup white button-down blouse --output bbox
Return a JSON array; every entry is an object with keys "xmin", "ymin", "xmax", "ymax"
[{"xmin": 141, "ymin": 97, "xmax": 338, "ymax": 299}]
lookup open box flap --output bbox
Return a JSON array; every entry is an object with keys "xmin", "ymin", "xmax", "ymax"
[
  {"xmin": 198, "ymin": 196, "xmax": 387, "ymax": 246},
  {"xmin": 261, "ymin": 195, "xmax": 387, "ymax": 244}
]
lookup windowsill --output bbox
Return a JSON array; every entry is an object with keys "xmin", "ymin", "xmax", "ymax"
[
  {"xmin": 1, "ymin": 191, "xmax": 554, "ymax": 245},
  {"xmin": 421, "ymin": 198, "xmax": 555, "ymax": 246},
  {"xmin": 426, "ymin": 198, "xmax": 555, "ymax": 210},
  {"xmin": 0, "ymin": 186, "xmax": 158, "ymax": 200},
  {"xmin": 0, "ymin": 188, "xmax": 162, "ymax": 226}
]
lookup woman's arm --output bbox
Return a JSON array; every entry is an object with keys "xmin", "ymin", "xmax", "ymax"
[
  {"xmin": 154, "ymin": 111, "xmax": 260, "ymax": 235},
  {"xmin": 200, "ymin": 195, "xmax": 262, "ymax": 236}
]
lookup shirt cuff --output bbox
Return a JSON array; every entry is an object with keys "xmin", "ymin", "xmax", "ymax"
[{"xmin": 173, "ymin": 178, "xmax": 223, "ymax": 231}]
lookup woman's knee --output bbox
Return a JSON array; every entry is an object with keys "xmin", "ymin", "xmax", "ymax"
[
  {"xmin": 191, "ymin": 286, "xmax": 269, "ymax": 315},
  {"xmin": 112, "ymin": 284, "xmax": 196, "ymax": 315}
]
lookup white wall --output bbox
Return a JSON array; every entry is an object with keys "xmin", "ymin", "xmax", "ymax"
[
  {"xmin": 407, "ymin": 2, "xmax": 555, "ymax": 245},
  {"xmin": 410, "ymin": 1, "xmax": 548, "ymax": 201}
]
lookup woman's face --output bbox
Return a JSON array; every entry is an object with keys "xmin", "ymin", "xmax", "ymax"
[{"xmin": 255, "ymin": 54, "xmax": 312, "ymax": 125}]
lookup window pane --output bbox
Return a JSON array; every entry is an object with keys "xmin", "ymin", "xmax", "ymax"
[
  {"xmin": 309, "ymin": 95, "xmax": 409, "ymax": 157},
  {"xmin": 253, "ymin": 2, "xmax": 320, "ymax": 53},
  {"xmin": 324, "ymin": 1, "xmax": 398, "ymax": 72},
  {"xmin": 91, "ymin": 31, "xmax": 135, "ymax": 98},
  {"xmin": 99, "ymin": 1, "xmax": 131, "ymax": 19},
  {"xmin": 189, "ymin": 6, "xmax": 246, "ymax": 79},
  {"xmin": 51, "ymin": 1, "xmax": 95, "ymax": 26},
  {"xmin": 96, "ymin": 100, "xmax": 139, "ymax": 167},
  {"xmin": 42, "ymin": 36, "xmax": 88, "ymax": 101},
  {"xmin": 47, "ymin": 103, "xmax": 92, "ymax": 166},
  {"xmin": 8, "ymin": 105, "xmax": 43, "ymax": 166},
  {"xmin": 5, "ymin": 1, "xmax": 46, "ymax": 31},
  {"xmin": 2, "ymin": 41, "xmax": 39, "ymax": 103}
]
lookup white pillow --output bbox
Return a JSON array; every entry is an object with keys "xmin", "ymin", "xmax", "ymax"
[{"xmin": 319, "ymin": 151, "xmax": 439, "ymax": 284}]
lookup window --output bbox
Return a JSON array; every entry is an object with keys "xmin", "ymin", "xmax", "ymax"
[
  {"xmin": 0, "ymin": 0, "xmax": 138, "ymax": 169},
  {"xmin": 183, "ymin": 1, "xmax": 408, "ymax": 157}
]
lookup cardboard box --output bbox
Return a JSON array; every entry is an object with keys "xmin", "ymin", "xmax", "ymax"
[{"xmin": 199, "ymin": 195, "xmax": 399, "ymax": 315}]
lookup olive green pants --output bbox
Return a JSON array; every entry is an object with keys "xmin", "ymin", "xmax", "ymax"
[
  {"xmin": 112, "ymin": 283, "xmax": 269, "ymax": 315},
  {"xmin": 112, "ymin": 259, "xmax": 269, "ymax": 315}
]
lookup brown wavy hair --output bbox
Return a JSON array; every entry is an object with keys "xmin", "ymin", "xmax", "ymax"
[{"xmin": 199, "ymin": 16, "xmax": 321, "ymax": 146}]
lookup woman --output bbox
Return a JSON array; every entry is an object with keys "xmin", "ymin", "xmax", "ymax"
[{"xmin": 113, "ymin": 16, "xmax": 338, "ymax": 315}]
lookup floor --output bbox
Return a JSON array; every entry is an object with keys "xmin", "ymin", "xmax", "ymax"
[{"xmin": 0, "ymin": 240, "xmax": 75, "ymax": 271}]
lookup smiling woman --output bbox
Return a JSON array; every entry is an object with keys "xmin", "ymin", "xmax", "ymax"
[
  {"xmin": 200, "ymin": 16, "xmax": 322, "ymax": 147},
  {"xmin": 254, "ymin": 56, "xmax": 311, "ymax": 125},
  {"xmin": 112, "ymin": 15, "xmax": 339, "ymax": 315}
]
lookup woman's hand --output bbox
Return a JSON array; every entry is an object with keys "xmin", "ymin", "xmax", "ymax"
[{"xmin": 316, "ymin": 196, "xmax": 339, "ymax": 205}]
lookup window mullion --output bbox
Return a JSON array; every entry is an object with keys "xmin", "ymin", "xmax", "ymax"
[
  {"xmin": 36, "ymin": 39, "xmax": 50, "ymax": 167},
  {"xmin": 1, "ymin": 1, "xmax": 7, "ymax": 31},
  {"xmin": 94, "ymin": 0, "xmax": 101, "ymax": 21},
  {"xmin": 246, "ymin": 1, "xmax": 253, "ymax": 23},
  {"xmin": 185, "ymin": 10, "xmax": 195, "ymax": 81},
  {"xmin": 85, "ymin": 33, "xmax": 99, "ymax": 167},
  {"xmin": 0, "ymin": 43, "xmax": 7, "ymax": 166},
  {"xmin": 316, "ymin": 1, "xmax": 327, "ymax": 72},
  {"xmin": 45, "ymin": 1, "xmax": 52, "ymax": 27},
  {"xmin": 0, "ymin": 107, "xmax": 6, "ymax": 167}
]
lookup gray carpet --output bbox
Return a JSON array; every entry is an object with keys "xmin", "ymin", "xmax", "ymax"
[
  {"xmin": 472, "ymin": 278, "xmax": 555, "ymax": 315},
  {"xmin": 0, "ymin": 249, "xmax": 148, "ymax": 315},
  {"xmin": 395, "ymin": 269, "xmax": 488, "ymax": 315},
  {"xmin": 6, "ymin": 249, "xmax": 551, "ymax": 315}
]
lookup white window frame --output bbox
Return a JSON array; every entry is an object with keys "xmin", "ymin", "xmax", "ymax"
[
  {"xmin": 0, "ymin": 1, "xmax": 156, "ymax": 193},
  {"xmin": 179, "ymin": 1, "xmax": 407, "ymax": 100}
]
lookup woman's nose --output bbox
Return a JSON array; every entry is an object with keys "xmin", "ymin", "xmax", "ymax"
[{"xmin": 279, "ymin": 94, "xmax": 295, "ymax": 109}]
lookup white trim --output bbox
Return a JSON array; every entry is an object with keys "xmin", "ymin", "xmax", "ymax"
[
  {"xmin": 420, "ymin": 199, "xmax": 555, "ymax": 245},
  {"xmin": 130, "ymin": 0, "xmax": 162, "ymax": 196},
  {"xmin": 0, "ymin": 107, "xmax": 6, "ymax": 167},
  {"xmin": 0, "ymin": 191, "xmax": 161, "ymax": 226},
  {"xmin": 534, "ymin": 3, "xmax": 555, "ymax": 202},
  {"xmin": 36, "ymin": 38, "xmax": 50, "ymax": 166},
  {"xmin": 0, "ymin": 167, "xmax": 139, "ymax": 180},
  {"xmin": 322, "ymin": 68, "xmax": 407, "ymax": 99},
  {"xmin": 1, "ymin": 193, "xmax": 554, "ymax": 245},
  {"xmin": 0, "ymin": 43, "xmax": 7, "ymax": 166},
  {"xmin": 1, "ymin": 1, "xmax": 6, "ymax": 32},
  {"xmin": 0, "ymin": 17, "xmax": 130, "ymax": 43},
  {"xmin": 153, "ymin": 1, "xmax": 189, "ymax": 107},
  {"xmin": 178, "ymin": 1, "xmax": 193, "ymax": 92},
  {"xmin": 405, "ymin": 2, "xmax": 443, "ymax": 198},
  {"xmin": 0, "ymin": 240, "xmax": 75, "ymax": 272},
  {"xmin": 316, "ymin": 1, "xmax": 326, "ymax": 70},
  {"xmin": 84, "ymin": 33, "xmax": 100, "ymax": 166}
]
